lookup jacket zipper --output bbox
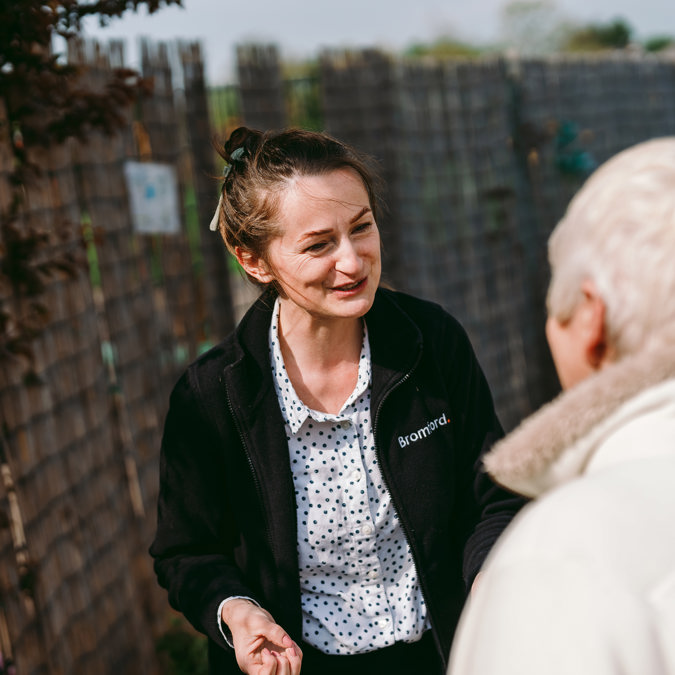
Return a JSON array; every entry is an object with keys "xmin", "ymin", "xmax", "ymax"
[{"xmin": 372, "ymin": 351, "xmax": 444, "ymax": 660}]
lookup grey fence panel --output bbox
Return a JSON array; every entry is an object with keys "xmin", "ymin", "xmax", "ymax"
[
  {"xmin": 394, "ymin": 58, "xmax": 547, "ymax": 429},
  {"xmin": 235, "ymin": 48, "xmax": 675, "ymax": 430},
  {"xmin": 237, "ymin": 44, "xmax": 286, "ymax": 130},
  {"xmin": 180, "ymin": 41, "xmax": 236, "ymax": 343},
  {"xmin": 320, "ymin": 50, "xmax": 404, "ymax": 285}
]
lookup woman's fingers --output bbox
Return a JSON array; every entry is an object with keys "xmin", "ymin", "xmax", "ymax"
[
  {"xmin": 259, "ymin": 637, "xmax": 302, "ymax": 675},
  {"xmin": 284, "ymin": 640, "xmax": 302, "ymax": 675},
  {"xmin": 260, "ymin": 648, "xmax": 279, "ymax": 675}
]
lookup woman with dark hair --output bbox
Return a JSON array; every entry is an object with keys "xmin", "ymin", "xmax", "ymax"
[{"xmin": 150, "ymin": 126, "xmax": 522, "ymax": 675}]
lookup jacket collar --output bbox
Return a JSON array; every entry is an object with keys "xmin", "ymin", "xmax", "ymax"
[
  {"xmin": 365, "ymin": 288, "xmax": 423, "ymax": 411},
  {"xmin": 225, "ymin": 287, "xmax": 279, "ymax": 417},
  {"xmin": 484, "ymin": 337, "xmax": 675, "ymax": 498},
  {"xmin": 227, "ymin": 286, "xmax": 423, "ymax": 417}
]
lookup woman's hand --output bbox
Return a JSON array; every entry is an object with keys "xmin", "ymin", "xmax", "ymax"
[{"xmin": 221, "ymin": 599, "xmax": 303, "ymax": 674}]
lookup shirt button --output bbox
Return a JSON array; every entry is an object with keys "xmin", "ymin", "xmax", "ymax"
[
  {"xmin": 362, "ymin": 524, "xmax": 374, "ymax": 536},
  {"xmin": 367, "ymin": 569, "xmax": 379, "ymax": 580},
  {"xmin": 351, "ymin": 470, "xmax": 362, "ymax": 482},
  {"xmin": 340, "ymin": 420, "xmax": 351, "ymax": 430},
  {"xmin": 377, "ymin": 617, "xmax": 390, "ymax": 628}
]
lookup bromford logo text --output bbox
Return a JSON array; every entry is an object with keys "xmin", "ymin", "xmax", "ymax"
[{"xmin": 398, "ymin": 413, "xmax": 449, "ymax": 448}]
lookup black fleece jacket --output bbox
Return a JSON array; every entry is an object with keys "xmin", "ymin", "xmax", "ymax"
[{"xmin": 150, "ymin": 288, "xmax": 524, "ymax": 673}]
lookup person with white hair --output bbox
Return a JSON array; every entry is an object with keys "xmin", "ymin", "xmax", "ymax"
[{"xmin": 447, "ymin": 137, "xmax": 675, "ymax": 675}]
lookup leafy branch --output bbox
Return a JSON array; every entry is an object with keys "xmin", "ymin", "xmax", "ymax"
[{"xmin": 0, "ymin": 0, "xmax": 181, "ymax": 373}]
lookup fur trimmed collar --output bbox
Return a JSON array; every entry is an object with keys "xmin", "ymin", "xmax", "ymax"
[{"xmin": 484, "ymin": 340, "xmax": 675, "ymax": 498}]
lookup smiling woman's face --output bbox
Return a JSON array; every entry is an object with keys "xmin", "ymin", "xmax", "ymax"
[{"xmin": 251, "ymin": 168, "xmax": 382, "ymax": 325}]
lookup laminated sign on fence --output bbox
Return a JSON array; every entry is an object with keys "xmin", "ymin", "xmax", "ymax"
[{"xmin": 123, "ymin": 161, "xmax": 181, "ymax": 234}]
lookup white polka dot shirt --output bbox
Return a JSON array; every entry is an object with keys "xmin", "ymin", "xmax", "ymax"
[{"xmin": 269, "ymin": 298, "xmax": 429, "ymax": 654}]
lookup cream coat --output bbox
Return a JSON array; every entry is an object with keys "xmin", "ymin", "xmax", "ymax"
[{"xmin": 448, "ymin": 340, "xmax": 675, "ymax": 674}]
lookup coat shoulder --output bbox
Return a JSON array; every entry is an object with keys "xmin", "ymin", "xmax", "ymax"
[{"xmin": 376, "ymin": 288, "xmax": 466, "ymax": 337}]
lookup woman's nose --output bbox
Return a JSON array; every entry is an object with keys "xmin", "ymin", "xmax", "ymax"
[{"xmin": 334, "ymin": 239, "xmax": 362, "ymax": 275}]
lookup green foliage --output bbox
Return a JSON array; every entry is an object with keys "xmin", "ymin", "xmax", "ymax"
[
  {"xmin": 404, "ymin": 38, "xmax": 483, "ymax": 59},
  {"xmin": 155, "ymin": 616, "xmax": 209, "ymax": 675},
  {"xmin": 280, "ymin": 60, "xmax": 323, "ymax": 131},
  {"xmin": 183, "ymin": 183, "xmax": 204, "ymax": 278},
  {"xmin": 208, "ymin": 84, "xmax": 242, "ymax": 139},
  {"xmin": 563, "ymin": 18, "xmax": 632, "ymax": 51},
  {"xmin": 0, "ymin": 0, "xmax": 180, "ymax": 371},
  {"xmin": 644, "ymin": 36, "xmax": 675, "ymax": 52}
]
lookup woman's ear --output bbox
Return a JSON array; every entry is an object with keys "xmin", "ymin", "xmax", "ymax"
[{"xmin": 235, "ymin": 247, "xmax": 275, "ymax": 284}]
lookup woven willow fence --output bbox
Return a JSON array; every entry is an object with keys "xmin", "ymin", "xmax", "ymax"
[
  {"xmin": 2, "ymin": 39, "xmax": 675, "ymax": 673},
  {"xmin": 0, "ymin": 40, "xmax": 231, "ymax": 674},
  {"xmin": 235, "ymin": 46, "xmax": 675, "ymax": 430}
]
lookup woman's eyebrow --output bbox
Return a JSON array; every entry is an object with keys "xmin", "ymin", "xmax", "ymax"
[
  {"xmin": 350, "ymin": 206, "xmax": 371, "ymax": 223},
  {"xmin": 298, "ymin": 228, "xmax": 332, "ymax": 243},
  {"xmin": 297, "ymin": 207, "xmax": 372, "ymax": 243}
]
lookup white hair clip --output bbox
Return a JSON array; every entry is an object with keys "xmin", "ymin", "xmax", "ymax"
[
  {"xmin": 209, "ymin": 147, "xmax": 247, "ymax": 232},
  {"xmin": 209, "ymin": 193, "xmax": 223, "ymax": 232}
]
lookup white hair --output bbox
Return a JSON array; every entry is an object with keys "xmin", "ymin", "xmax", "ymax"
[{"xmin": 547, "ymin": 137, "xmax": 675, "ymax": 357}]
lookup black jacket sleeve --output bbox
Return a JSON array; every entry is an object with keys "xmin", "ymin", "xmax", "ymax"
[
  {"xmin": 149, "ymin": 369, "xmax": 261, "ymax": 649},
  {"xmin": 440, "ymin": 315, "xmax": 526, "ymax": 588}
]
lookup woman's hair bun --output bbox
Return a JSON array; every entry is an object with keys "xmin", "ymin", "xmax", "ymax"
[{"xmin": 223, "ymin": 126, "xmax": 263, "ymax": 162}]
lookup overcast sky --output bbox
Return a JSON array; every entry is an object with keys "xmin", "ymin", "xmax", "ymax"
[{"xmin": 82, "ymin": 0, "xmax": 675, "ymax": 84}]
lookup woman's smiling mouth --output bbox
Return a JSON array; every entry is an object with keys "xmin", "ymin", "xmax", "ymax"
[{"xmin": 331, "ymin": 278, "xmax": 367, "ymax": 292}]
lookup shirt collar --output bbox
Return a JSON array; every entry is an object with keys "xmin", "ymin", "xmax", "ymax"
[{"xmin": 269, "ymin": 297, "xmax": 371, "ymax": 434}]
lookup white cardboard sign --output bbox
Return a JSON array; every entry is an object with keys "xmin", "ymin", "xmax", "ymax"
[{"xmin": 124, "ymin": 161, "xmax": 181, "ymax": 234}]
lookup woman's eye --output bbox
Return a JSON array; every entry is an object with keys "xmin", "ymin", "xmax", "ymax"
[
  {"xmin": 353, "ymin": 221, "xmax": 372, "ymax": 234},
  {"xmin": 305, "ymin": 241, "xmax": 327, "ymax": 253}
]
